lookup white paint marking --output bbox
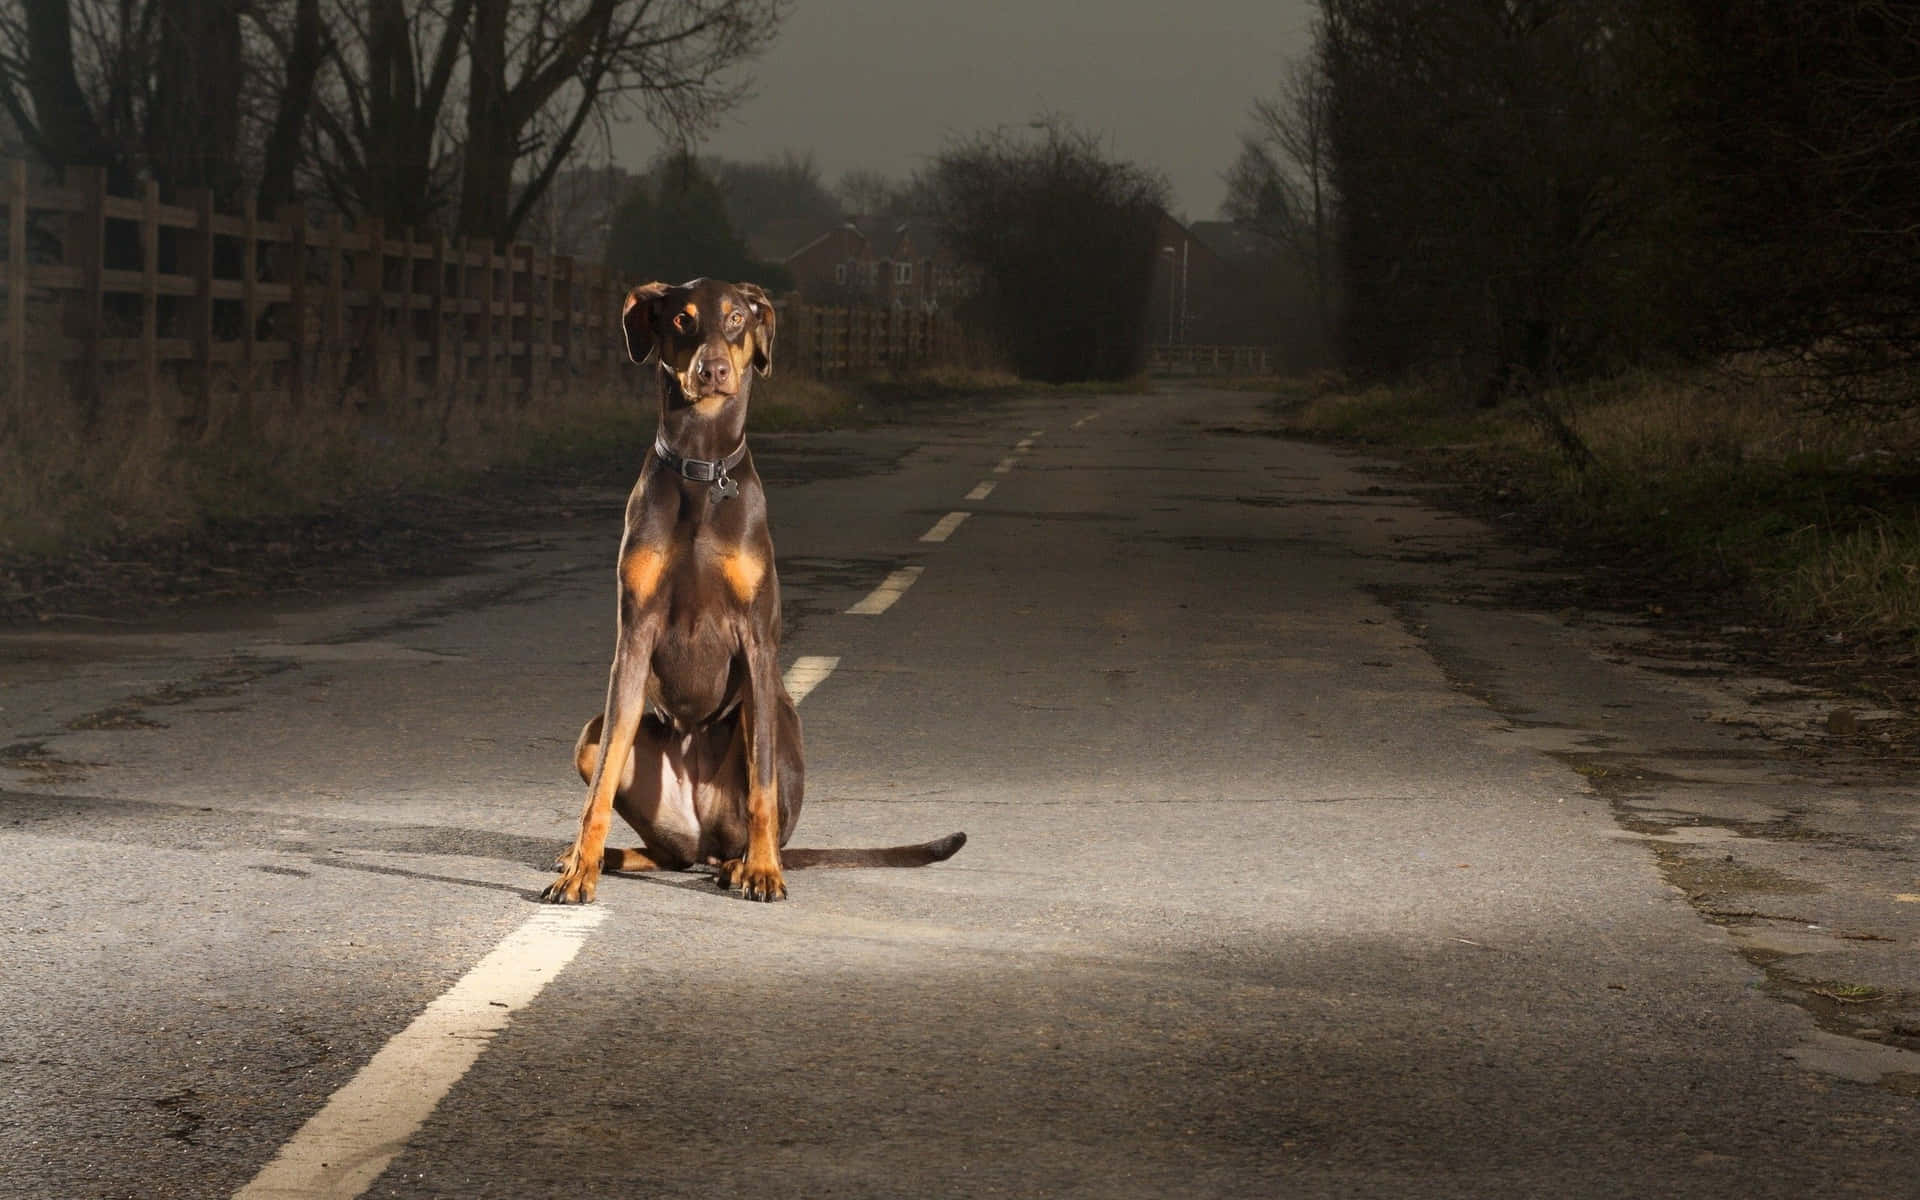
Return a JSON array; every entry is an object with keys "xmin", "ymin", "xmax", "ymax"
[
  {"xmin": 847, "ymin": 565, "xmax": 924, "ymax": 615},
  {"xmin": 1029, "ymin": 429, "xmax": 1044, "ymax": 438},
  {"xmin": 965, "ymin": 480, "xmax": 997, "ymax": 501},
  {"xmin": 1072, "ymin": 411, "xmax": 1099, "ymax": 429},
  {"xmin": 783, "ymin": 655, "xmax": 840, "ymax": 703},
  {"xmin": 992, "ymin": 456, "xmax": 1017, "ymax": 474},
  {"xmin": 234, "ymin": 906, "xmax": 607, "ymax": 1200},
  {"xmin": 1014, "ymin": 438, "xmax": 1034, "ymax": 451},
  {"xmin": 241, "ymin": 596, "xmax": 853, "ymax": 1199},
  {"xmin": 919, "ymin": 512, "xmax": 971, "ymax": 543}
]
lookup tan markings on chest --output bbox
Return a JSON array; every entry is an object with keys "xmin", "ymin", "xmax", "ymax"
[
  {"xmin": 622, "ymin": 547, "xmax": 670, "ymax": 601},
  {"xmin": 718, "ymin": 548, "xmax": 765, "ymax": 604}
]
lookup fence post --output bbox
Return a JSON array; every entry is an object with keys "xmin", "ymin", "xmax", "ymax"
[
  {"xmin": 396, "ymin": 227, "xmax": 414, "ymax": 403},
  {"xmin": 179, "ymin": 187, "xmax": 215, "ymax": 436},
  {"xmin": 355, "ymin": 217, "xmax": 385, "ymax": 407},
  {"xmin": 554, "ymin": 255, "xmax": 574, "ymax": 388},
  {"xmin": 62, "ymin": 165, "xmax": 106, "ymax": 426},
  {"xmin": 452, "ymin": 239, "xmax": 469, "ymax": 401},
  {"xmin": 5, "ymin": 160, "xmax": 24, "ymax": 412},
  {"xmin": 239, "ymin": 193, "xmax": 258, "ymax": 426},
  {"xmin": 428, "ymin": 231, "xmax": 447, "ymax": 398},
  {"xmin": 510, "ymin": 243, "xmax": 533, "ymax": 403},
  {"xmin": 277, "ymin": 205, "xmax": 307, "ymax": 412},
  {"xmin": 141, "ymin": 180, "xmax": 160, "ymax": 413},
  {"xmin": 471, "ymin": 238, "xmax": 495, "ymax": 405},
  {"xmin": 324, "ymin": 213, "xmax": 345, "ymax": 405}
]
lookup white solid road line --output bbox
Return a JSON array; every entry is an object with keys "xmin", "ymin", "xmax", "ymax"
[
  {"xmin": 783, "ymin": 655, "xmax": 840, "ymax": 703},
  {"xmin": 965, "ymin": 480, "xmax": 996, "ymax": 501},
  {"xmin": 847, "ymin": 565, "xmax": 924, "ymax": 615},
  {"xmin": 234, "ymin": 906, "xmax": 607, "ymax": 1199},
  {"xmin": 920, "ymin": 512, "xmax": 971, "ymax": 543}
]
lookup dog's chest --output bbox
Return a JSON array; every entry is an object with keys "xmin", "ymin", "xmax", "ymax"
[{"xmin": 646, "ymin": 615, "xmax": 741, "ymax": 724}]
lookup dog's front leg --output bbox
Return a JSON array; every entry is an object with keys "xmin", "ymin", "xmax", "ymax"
[
  {"xmin": 718, "ymin": 637, "xmax": 786, "ymax": 901},
  {"xmin": 544, "ymin": 620, "xmax": 656, "ymax": 904}
]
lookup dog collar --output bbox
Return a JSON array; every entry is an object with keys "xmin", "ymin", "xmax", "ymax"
[{"xmin": 654, "ymin": 435, "xmax": 747, "ymax": 502}]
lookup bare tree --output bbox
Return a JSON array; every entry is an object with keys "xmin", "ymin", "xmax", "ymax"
[
  {"xmin": 0, "ymin": 0, "xmax": 124, "ymax": 185},
  {"xmin": 1224, "ymin": 53, "xmax": 1337, "ymax": 351},
  {"xmin": 307, "ymin": 0, "xmax": 471, "ymax": 234},
  {"xmin": 706, "ymin": 150, "xmax": 840, "ymax": 239},
  {"xmin": 455, "ymin": 0, "xmax": 785, "ymax": 246},
  {"xmin": 834, "ymin": 167, "xmax": 914, "ymax": 218},
  {"xmin": 1, "ymin": 0, "xmax": 325, "ymax": 214},
  {"xmin": 925, "ymin": 119, "xmax": 1168, "ymax": 381}
]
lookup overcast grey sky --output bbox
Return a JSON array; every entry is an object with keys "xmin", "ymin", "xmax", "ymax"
[{"xmin": 610, "ymin": 0, "xmax": 1319, "ymax": 221}]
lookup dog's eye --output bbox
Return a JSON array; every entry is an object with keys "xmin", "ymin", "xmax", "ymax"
[
  {"xmin": 672, "ymin": 312, "xmax": 695, "ymax": 333},
  {"xmin": 726, "ymin": 310, "xmax": 746, "ymax": 332}
]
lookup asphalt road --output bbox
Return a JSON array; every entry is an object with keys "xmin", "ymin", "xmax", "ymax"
[{"xmin": 2, "ymin": 385, "xmax": 1917, "ymax": 1199}]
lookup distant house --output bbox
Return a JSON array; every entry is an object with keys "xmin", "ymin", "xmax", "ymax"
[
  {"xmin": 775, "ymin": 216, "xmax": 975, "ymax": 313},
  {"xmin": 1145, "ymin": 211, "xmax": 1239, "ymax": 346}
]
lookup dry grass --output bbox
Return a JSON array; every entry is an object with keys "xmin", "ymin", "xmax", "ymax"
[
  {"xmin": 0, "ymin": 349, "xmax": 891, "ymax": 559},
  {"xmin": 0, "ymin": 353, "xmax": 653, "ymax": 555},
  {"xmin": 748, "ymin": 372, "xmax": 863, "ymax": 430}
]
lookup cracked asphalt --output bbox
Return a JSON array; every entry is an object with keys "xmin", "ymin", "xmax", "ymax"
[{"xmin": 2, "ymin": 385, "xmax": 1918, "ymax": 1199}]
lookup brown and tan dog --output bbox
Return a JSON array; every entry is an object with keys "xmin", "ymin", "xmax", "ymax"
[{"xmin": 540, "ymin": 278, "xmax": 964, "ymax": 904}]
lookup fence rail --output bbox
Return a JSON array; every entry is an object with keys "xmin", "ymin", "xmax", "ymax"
[
  {"xmin": 0, "ymin": 160, "xmax": 971, "ymax": 426},
  {"xmin": 1149, "ymin": 343, "xmax": 1275, "ymax": 377}
]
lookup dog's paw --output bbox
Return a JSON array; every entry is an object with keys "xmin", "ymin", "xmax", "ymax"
[
  {"xmin": 539, "ymin": 860, "xmax": 599, "ymax": 904},
  {"xmin": 715, "ymin": 858, "xmax": 787, "ymax": 902}
]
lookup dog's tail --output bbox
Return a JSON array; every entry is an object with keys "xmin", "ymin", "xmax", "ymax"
[{"xmin": 781, "ymin": 831, "xmax": 966, "ymax": 869}]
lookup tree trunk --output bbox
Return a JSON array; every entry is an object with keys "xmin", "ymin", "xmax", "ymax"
[
  {"xmin": 257, "ymin": 0, "xmax": 325, "ymax": 218},
  {"xmin": 149, "ymin": 0, "xmax": 244, "ymax": 205},
  {"xmin": 456, "ymin": 0, "xmax": 511, "ymax": 244},
  {"xmin": 18, "ymin": 0, "xmax": 126, "ymax": 184}
]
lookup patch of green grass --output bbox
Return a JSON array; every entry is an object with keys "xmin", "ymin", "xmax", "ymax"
[
  {"xmin": 1812, "ymin": 981, "xmax": 1888, "ymax": 1004},
  {"xmin": 1277, "ymin": 368, "xmax": 1920, "ymax": 649},
  {"xmin": 1273, "ymin": 376, "xmax": 1504, "ymax": 449}
]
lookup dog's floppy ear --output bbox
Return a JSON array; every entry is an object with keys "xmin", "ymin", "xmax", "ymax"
[
  {"xmin": 622, "ymin": 281, "xmax": 673, "ymax": 365},
  {"xmin": 736, "ymin": 282, "xmax": 775, "ymax": 376}
]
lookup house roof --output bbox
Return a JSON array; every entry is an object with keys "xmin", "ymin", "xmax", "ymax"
[
  {"xmin": 747, "ymin": 216, "xmax": 833, "ymax": 264},
  {"xmin": 1188, "ymin": 220, "xmax": 1283, "ymax": 262}
]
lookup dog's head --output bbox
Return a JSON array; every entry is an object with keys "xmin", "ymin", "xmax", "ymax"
[{"xmin": 622, "ymin": 278, "xmax": 775, "ymax": 401}]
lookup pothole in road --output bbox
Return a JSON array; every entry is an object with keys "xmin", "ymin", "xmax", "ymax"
[
  {"xmin": 0, "ymin": 740, "xmax": 98, "ymax": 784},
  {"xmin": 60, "ymin": 658, "xmax": 300, "ymax": 734}
]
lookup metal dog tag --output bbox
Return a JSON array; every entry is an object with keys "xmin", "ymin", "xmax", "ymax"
[{"xmin": 711, "ymin": 473, "xmax": 740, "ymax": 502}]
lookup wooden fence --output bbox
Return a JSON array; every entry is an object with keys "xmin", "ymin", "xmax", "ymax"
[
  {"xmin": 1149, "ymin": 343, "xmax": 1276, "ymax": 377},
  {"xmin": 782, "ymin": 303, "xmax": 973, "ymax": 379},
  {"xmin": 0, "ymin": 160, "xmax": 972, "ymax": 427}
]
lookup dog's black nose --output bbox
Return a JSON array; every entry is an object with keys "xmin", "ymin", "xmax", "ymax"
[{"xmin": 696, "ymin": 355, "xmax": 732, "ymax": 390}]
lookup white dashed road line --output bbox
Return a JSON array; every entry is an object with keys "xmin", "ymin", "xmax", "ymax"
[
  {"xmin": 847, "ymin": 565, "xmax": 924, "ymax": 615},
  {"xmin": 920, "ymin": 512, "xmax": 971, "ymax": 543},
  {"xmin": 234, "ymin": 906, "xmax": 607, "ymax": 1199},
  {"xmin": 783, "ymin": 655, "xmax": 840, "ymax": 702},
  {"xmin": 237, "ymin": 411, "xmax": 1069, "ymax": 1198}
]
